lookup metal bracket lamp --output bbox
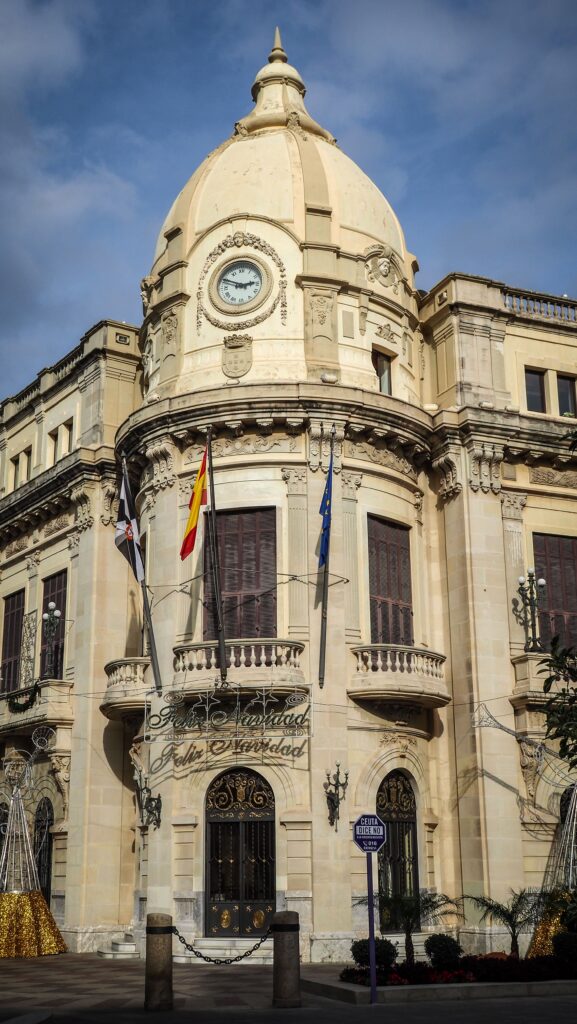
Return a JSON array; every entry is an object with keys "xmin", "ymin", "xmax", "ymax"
[
  {"xmin": 517, "ymin": 569, "xmax": 546, "ymax": 652},
  {"xmin": 324, "ymin": 762, "xmax": 349, "ymax": 831}
]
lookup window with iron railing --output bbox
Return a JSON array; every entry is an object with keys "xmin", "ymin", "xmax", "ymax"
[
  {"xmin": 40, "ymin": 570, "xmax": 67, "ymax": 679},
  {"xmin": 368, "ymin": 515, "xmax": 413, "ymax": 646}
]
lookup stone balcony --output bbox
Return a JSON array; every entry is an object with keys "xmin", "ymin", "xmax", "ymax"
[
  {"xmin": 100, "ymin": 657, "xmax": 150, "ymax": 720},
  {"xmin": 172, "ymin": 639, "xmax": 306, "ymax": 693},
  {"xmin": 0, "ymin": 678, "xmax": 73, "ymax": 736},
  {"xmin": 348, "ymin": 644, "xmax": 449, "ymax": 709}
]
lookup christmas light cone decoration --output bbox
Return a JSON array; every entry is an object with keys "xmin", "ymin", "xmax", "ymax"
[
  {"xmin": 0, "ymin": 729, "xmax": 66, "ymax": 957},
  {"xmin": 528, "ymin": 784, "xmax": 577, "ymax": 957}
]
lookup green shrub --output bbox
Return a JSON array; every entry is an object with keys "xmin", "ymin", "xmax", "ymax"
[
  {"xmin": 424, "ymin": 933, "xmax": 462, "ymax": 970},
  {"xmin": 553, "ymin": 930, "xmax": 577, "ymax": 962},
  {"xmin": 351, "ymin": 937, "xmax": 397, "ymax": 969}
]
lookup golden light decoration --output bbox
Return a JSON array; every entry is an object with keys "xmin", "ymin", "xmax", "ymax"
[{"xmin": 0, "ymin": 892, "xmax": 66, "ymax": 958}]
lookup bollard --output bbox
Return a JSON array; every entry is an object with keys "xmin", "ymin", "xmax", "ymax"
[
  {"xmin": 272, "ymin": 910, "xmax": 301, "ymax": 1008},
  {"xmin": 145, "ymin": 912, "xmax": 174, "ymax": 1012}
]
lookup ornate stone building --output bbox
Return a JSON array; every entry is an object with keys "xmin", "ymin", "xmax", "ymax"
[{"xmin": 1, "ymin": 32, "xmax": 576, "ymax": 958}]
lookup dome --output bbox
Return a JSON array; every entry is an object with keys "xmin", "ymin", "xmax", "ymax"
[
  {"xmin": 153, "ymin": 29, "xmax": 407, "ymax": 265},
  {"xmin": 143, "ymin": 30, "xmax": 419, "ymax": 404}
]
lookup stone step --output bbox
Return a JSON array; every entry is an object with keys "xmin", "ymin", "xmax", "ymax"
[
  {"xmin": 173, "ymin": 936, "xmax": 273, "ymax": 965},
  {"xmin": 111, "ymin": 940, "xmax": 138, "ymax": 953},
  {"xmin": 97, "ymin": 933, "xmax": 140, "ymax": 960}
]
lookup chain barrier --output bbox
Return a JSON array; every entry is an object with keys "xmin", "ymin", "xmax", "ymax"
[{"xmin": 172, "ymin": 924, "xmax": 271, "ymax": 965}]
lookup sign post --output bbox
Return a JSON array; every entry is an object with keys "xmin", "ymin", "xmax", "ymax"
[{"xmin": 353, "ymin": 814, "xmax": 387, "ymax": 1006}]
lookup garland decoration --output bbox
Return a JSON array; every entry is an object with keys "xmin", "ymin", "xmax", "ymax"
[{"xmin": 7, "ymin": 682, "xmax": 41, "ymax": 714}]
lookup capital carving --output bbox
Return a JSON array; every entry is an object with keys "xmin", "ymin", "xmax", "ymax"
[
  {"xmin": 142, "ymin": 439, "xmax": 177, "ymax": 505},
  {"xmin": 432, "ymin": 450, "xmax": 462, "ymax": 503},
  {"xmin": 341, "ymin": 472, "xmax": 362, "ymax": 500},
  {"xmin": 413, "ymin": 489, "xmax": 424, "ymax": 525},
  {"xmin": 25, "ymin": 550, "xmax": 41, "ymax": 577},
  {"xmin": 500, "ymin": 491, "xmax": 527, "ymax": 521},
  {"xmin": 70, "ymin": 485, "xmax": 94, "ymax": 532},
  {"xmin": 308, "ymin": 423, "xmax": 343, "ymax": 473},
  {"xmin": 282, "ymin": 468, "xmax": 307, "ymax": 496},
  {"xmin": 469, "ymin": 443, "xmax": 504, "ymax": 494},
  {"xmin": 100, "ymin": 481, "xmax": 119, "ymax": 528},
  {"xmin": 518, "ymin": 738, "xmax": 543, "ymax": 805}
]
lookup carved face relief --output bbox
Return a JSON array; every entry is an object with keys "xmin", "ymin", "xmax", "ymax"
[{"xmin": 364, "ymin": 245, "xmax": 404, "ymax": 295}]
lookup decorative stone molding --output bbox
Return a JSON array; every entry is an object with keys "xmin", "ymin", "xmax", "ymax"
[
  {"xmin": 308, "ymin": 424, "xmax": 344, "ymax": 473},
  {"xmin": 222, "ymin": 334, "xmax": 252, "ymax": 378},
  {"xmin": 185, "ymin": 432, "xmax": 298, "ymax": 466},
  {"xmin": 344, "ymin": 439, "xmax": 417, "ymax": 482},
  {"xmin": 380, "ymin": 732, "xmax": 418, "ymax": 755},
  {"xmin": 25, "ymin": 551, "xmax": 41, "ymax": 577},
  {"xmin": 67, "ymin": 531, "xmax": 81, "ymax": 551},
  {"xmin": 140, "ymin": 275, "xmax": 156, "ymax": 315},
  {"xmin": 142, "ymin": 440, "xmax": 177, "ymax": 503},
  {"xmin": 341, "ymin": 472, "xmax": 362, "ymax": 500},
  {"xmin": 500, "ymin": 491, "xmax": 527, "ymax": 521},
  {"xmin": 161, "ymin": 309, "xmax": 178, "ymax": 358},
  {"xmin": 413, "ymin": 489, "xmax": 424, "ymax": 525},
  {"xmin": 530, "ymin": 466, "xmax": 577, "ymax": 489},
  {"xmin": 282, "ymin": 468, "xmax": 307, "ymax": 496},
  {"xmin": 468, "ymin": 443, "xmax": 504, "ymax": 494},
  {"xmin": 517, "ymin": 738, "xmax": 543, "ymax": 806},
  {"xmin": 375, "ymin": 323, "xmax": 395, "ymax": 343},
  {"xmin": 364, "ymin": 244, "xmax": 405, "ymax": 295},
  {"xmin": 310, "ymin": 292, "xmax": 333, "ymax": 327},
  {"xmin": 100, "ymin": 482, "xmax": 118, "ymax": 528},
  {"xmin": 49, "ymin": 753, "xmax": 71, "ymax": 821},
  {"xmin": 196, "ymin": 232, "xmax": 287, "ymax": 331},
  {"xmin": 44, "ymin": 514, "xmax": 71, "ymax": 538},
  {"xmin": 70, "ymin": 486, "xmax": 94, "ymax": 532}
]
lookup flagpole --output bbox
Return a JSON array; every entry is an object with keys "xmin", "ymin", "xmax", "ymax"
[
  {"xmin": 318, "ymin": 425, "xmax": 335, "ymax": 690},
  {"xmin": 120, "ymin": 454, "xmax": 163, "ymax": 697},
  {"xmin": 206, "ymin": 426, "xmax": 228, "ymax": 685}
]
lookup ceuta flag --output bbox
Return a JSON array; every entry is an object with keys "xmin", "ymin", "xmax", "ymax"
[
  {"xmin": 115, "ymin": 468, "xmax": 145, "ymax": 582},
  {"xmin": 180, "ymin": 446, "xmax": 208, "ymax": 560}
]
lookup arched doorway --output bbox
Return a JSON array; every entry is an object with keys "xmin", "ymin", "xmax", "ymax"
[
  {"xmin": 33, "ymin": 797, "xmax": 54, "ymax": 904},
  {"xmin": 205, "ymin": 768, "xmax": 275, "ymax": 937},
  {"xmin": 376, "ymin": 770, "xmax": 419, "ymax": 930}
]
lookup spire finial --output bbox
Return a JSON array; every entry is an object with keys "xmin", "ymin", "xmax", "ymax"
[{"xmin": 269, "ymin": 26, "xmax": 288, "ymax": 64}]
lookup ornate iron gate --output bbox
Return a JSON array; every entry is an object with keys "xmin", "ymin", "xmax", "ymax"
[
  {"xmin": 33, "ymin": 797, "xmax": 54, "ymax": 904},
  {"xmin": 205, "ymin": 769, "xmax": 275, "ymax": 937},
  {"xmin": 377, "ymin": 771, "xmax": 419, "ymax": 931}
]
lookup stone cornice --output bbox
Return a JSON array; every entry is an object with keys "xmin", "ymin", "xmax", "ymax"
[{"xmin": 0, "ymin": 447, "xmax": 117, "ymax": 541}]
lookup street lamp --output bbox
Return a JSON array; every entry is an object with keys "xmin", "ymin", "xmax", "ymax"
[
  {"xmin": 42, "ymin": 601, "xmax": 62, "ymax": 679},
  {"xmin": 518, "ymin": 570, "xmax": 546, "ymax": 652}
]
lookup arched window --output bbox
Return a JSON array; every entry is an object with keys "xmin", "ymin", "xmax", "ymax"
[
  {"xmin": 376, "ymin": 771, "xmax": 419, "ymax": 931},
  {"xmin": 33, "ymin": 797, "xmax": 54, "ymax": 904},
  {"xmin": 205, "ymin": 768, "xmax": 275, "ymax": 937}
]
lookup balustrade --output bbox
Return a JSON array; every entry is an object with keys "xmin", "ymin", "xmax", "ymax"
[
  {"xmin": 504, "ymin": 289, "xmax": 577, "ymax": 324},
  {"xmin": 173, "ymin": 639, "xmax": 305, "ymax": 690},
  {"xmin": 349, "ymin": 644, "xmax": 449, "ymax": 709},
  {"xmin": 101, "ymin": 657, "xmax": 150, "ymax": 719}
]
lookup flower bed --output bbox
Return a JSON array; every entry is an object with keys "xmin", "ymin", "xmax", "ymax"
[{"xmin": 340, "ymin": 955, "xmax": 577, "ymax": 988}]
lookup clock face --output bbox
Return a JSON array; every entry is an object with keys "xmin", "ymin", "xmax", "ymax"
[{"xmin": 217, "ymin": 261, "xmax": 263, "ymax": 306}]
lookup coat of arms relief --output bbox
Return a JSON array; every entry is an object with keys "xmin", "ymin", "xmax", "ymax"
[{"xmin": 222, "ymin": 334, "xmax": 253, "ymax": 378}]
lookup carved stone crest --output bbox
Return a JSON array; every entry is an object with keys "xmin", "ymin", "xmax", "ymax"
[
  {"xmin": 222, "ymin": 334, "xmax": 252, "ymax": 379},
  {"xmin": 365, "ymin": 245, "xmax": 405, "ymax": 295}
]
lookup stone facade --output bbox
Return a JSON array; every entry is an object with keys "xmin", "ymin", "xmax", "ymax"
[{"xmin": 0, "ymin": 33, "xmax": 576, "ymax": 959}]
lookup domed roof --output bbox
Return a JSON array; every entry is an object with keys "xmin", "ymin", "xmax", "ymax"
[{"xmin": 153, "ymin": 30, "xmax": 407, "ymax": 266}]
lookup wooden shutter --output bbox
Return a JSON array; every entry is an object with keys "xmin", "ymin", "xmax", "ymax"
[
  {"xmin": 368, "ymin": 515, "xmax": 413, "ymax": 645},
  {"xmin": 534, "ymin": 533, "xmax": 577, "ymax": 647},
  {"xmin": 1, "ymin": 590, "xmax": 25, "ymax": 692},
  {"xmin": 204, "ymin": 509, "xmax": 277, "ymax": 640},
  {"xmin": 40, "ymin": 570, "xmax": 68, "ymax": 678}
]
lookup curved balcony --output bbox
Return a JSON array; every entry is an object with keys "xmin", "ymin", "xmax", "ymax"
[
  {"xmin": 348, "ymin": 644, "xmax": 449, "ymax": 709},
  {"xmin": 101, "ymin": 657, "xmax": 150, "ymax": 720},
  {"xmin": 172, "ymin": 639, "xmax": 306, "ymax": 693}
]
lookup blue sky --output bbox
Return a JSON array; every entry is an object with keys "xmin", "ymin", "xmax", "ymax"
[{"xmin": 1, "ymin": 0, "xmax": 576, "ymax": 398}]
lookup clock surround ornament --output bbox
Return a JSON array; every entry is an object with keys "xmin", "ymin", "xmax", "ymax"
[
  {"xmin": 196, "ymin": 232, "xmax": 287, "ymax": 332},
  {"xmin": 209, "ymin": 254, "xmax": 272, "ymax": 316}
]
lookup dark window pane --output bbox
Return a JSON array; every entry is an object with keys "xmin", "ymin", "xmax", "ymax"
[
  {"xmin": 534, "ymin": 533, "xmax": 577, "ymax": 647},
  {"xmin": 372, "ymin": 350, "xmax": 392, "ymax": 395},
  {"xmin": 558, "ymin": 375, "xmax": 576, "ymax": 417},
  {"xmin": 368, "ymin": 515, "xmax": 413, "ymax": 645},
  {"xmin": 1, "ymin": 590, "xmax": 25, "ymax": 693},
  {"xmin": 204, "ymin": 509, "xmax": 277, "ymax": 642},
  {"xmin": 40, "ymin": 571, "xmax": 67, "ymax": 679},
  {"xmin": 525, "ymin": 369, "xmax": 546, "ymax": 413}
]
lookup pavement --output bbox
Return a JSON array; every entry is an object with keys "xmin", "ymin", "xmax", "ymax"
[{"xmin": 1, "ymin": 955, "xmax": 577, "ymax": 1023}]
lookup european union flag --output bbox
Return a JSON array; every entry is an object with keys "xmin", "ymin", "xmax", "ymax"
[{"xmin": 318, "ymin": 451, "xmax": 333, "ymax": 568}]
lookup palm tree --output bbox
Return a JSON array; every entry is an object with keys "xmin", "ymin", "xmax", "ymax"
[
  {"xmin": 357, "ymin": 891, "xmax": 462, "ymax": 966},
  {"xmin": 464, "ymin": 889, "xmax": 539, "ymax": 957}
]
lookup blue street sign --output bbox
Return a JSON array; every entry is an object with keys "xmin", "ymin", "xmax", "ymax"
[{"xmin": 353, "ymin": 813, "xmax": 386, "ymax": 854}]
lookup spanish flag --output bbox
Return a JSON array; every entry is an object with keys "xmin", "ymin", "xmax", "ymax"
[{"xmin": 180, "ymin": 446, "xmax": 208, "ymax": 560}]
